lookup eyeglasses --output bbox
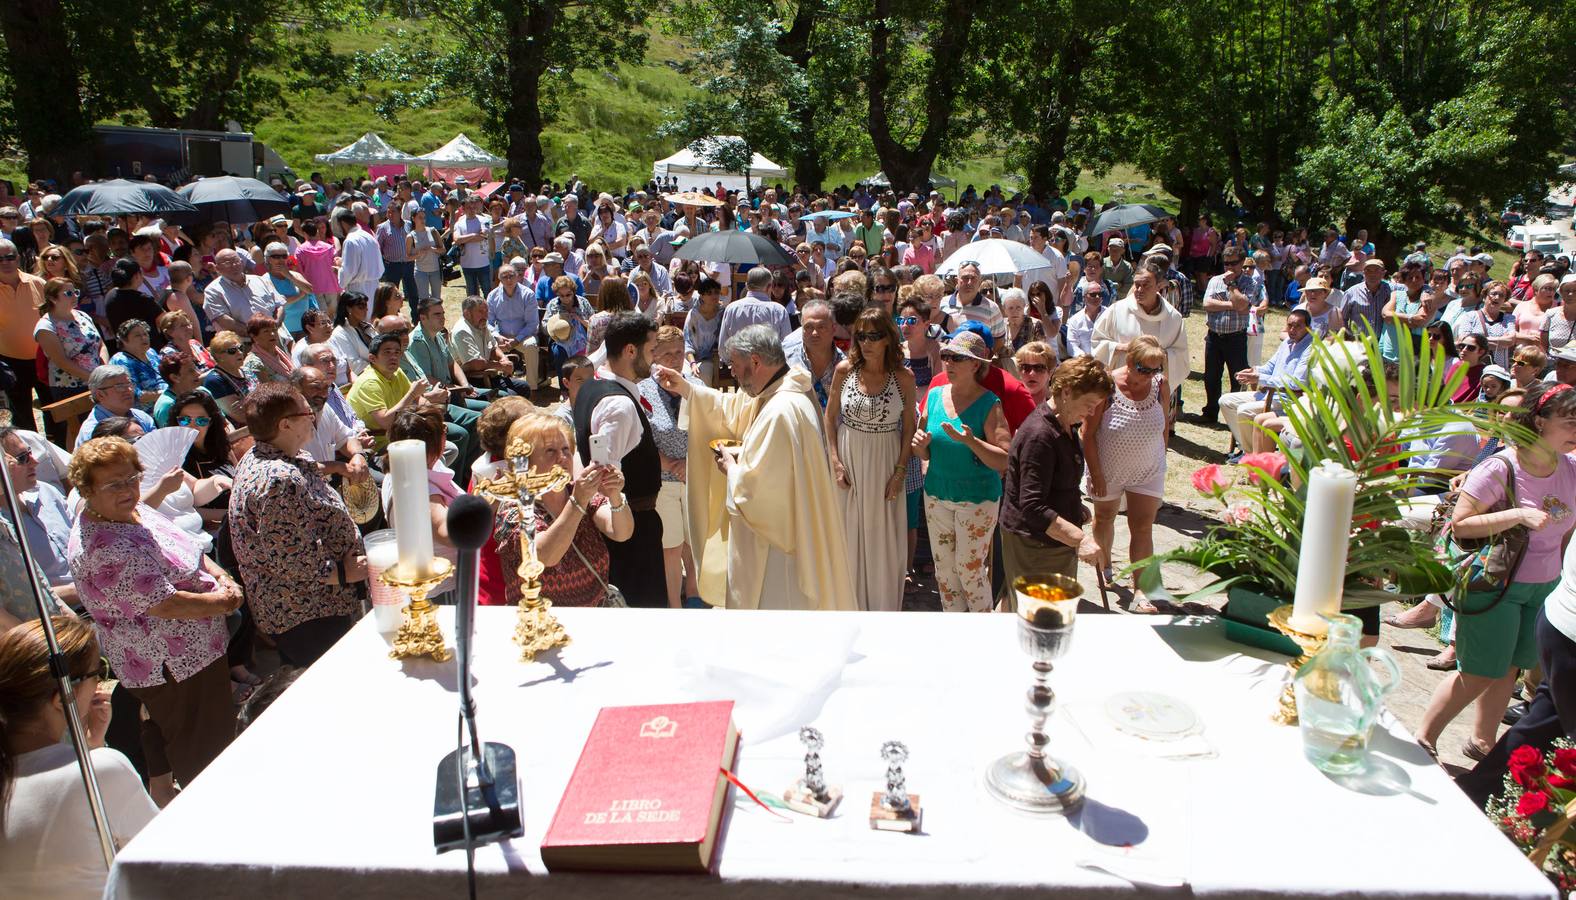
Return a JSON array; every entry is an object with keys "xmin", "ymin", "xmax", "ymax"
[
  {"xmin": 284, "ymin": 411, "xmax": 316, "ymax": 421},
  {"xmin": 176, "ymin": 415, "xmax": 212, "ymax": 427},
  {"xmin": 1133, "ymin": 363, "xmax": 1163, "ymax": 375},
  {"xmin": 895, "ymin": 316, "xmax": 918, "ymax": 326},
  {"xmin": 1017, "ymin": 363, "xmax": 1049, "ymax": 374},
  {"xmin": 873, "ymin": 283, "xmax": 896, "ymax": 293},
  {"xmin": 266, "ymin": 254, "xmax": 289, "ymax": 260},
  {"xmin": 101, "ymin": 380, "xmax": 133, "ymax": 392},
  {"xmin": 855, "ymin": 332, "xmax": 886, "ymax": 343},
  {"xmin": 97, "ymin": 472, "xmax": 142, "ymax": 494}
]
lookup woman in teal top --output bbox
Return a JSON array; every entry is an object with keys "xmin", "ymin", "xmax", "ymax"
[
  {"xmin": 1379, "ymin": 263, "xmax": 1429, "ymax": 362},
  {"xmin": 261, "ymin": 242, "xmax": 319, "ymax": 338},
  {"xmin": 911, "ymin": 330, "xmax": 1012, "ymax": 612}
]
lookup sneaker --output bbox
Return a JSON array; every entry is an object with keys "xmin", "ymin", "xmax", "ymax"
[{"xmin": 1225, "ymin": 452, "xmax": 1243, "ymax": 464}]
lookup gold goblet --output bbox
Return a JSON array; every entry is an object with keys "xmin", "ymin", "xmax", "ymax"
[
  {"xmin": 984, "ymin": 574, "xmax": 1086, "ymax": 815},
  {"xmin": 1266, "ymin": 605, "xmax": 1330, "ymax": 726},
  {"xmin": 473, "ymin": 436, "xmax": 573, "ymax": 662},
  {"xmin": 385, "ymin": 557, "xmax": 455, "ymax": 661}
]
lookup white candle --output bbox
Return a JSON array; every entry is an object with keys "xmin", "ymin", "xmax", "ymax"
[
  {"xmin": 387, "ymin": 439, "xmax": 434, "ymax": 577},
  {"xmin": 1290, "ymin": 461, "xmax": 1358, "ymax": 634}
]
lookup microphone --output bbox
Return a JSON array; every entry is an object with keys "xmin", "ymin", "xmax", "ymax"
[{"xmin": 433, "ymin": 495, "xmax": 523, "ymax": 853}]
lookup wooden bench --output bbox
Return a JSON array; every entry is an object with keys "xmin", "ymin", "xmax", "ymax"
[{"xmin": 42, "ymin": 390, "xmax": 94, "ymax": 447}]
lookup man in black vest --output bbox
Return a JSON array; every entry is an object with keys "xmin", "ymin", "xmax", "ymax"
[{"xmin": 572, "ymin": 313, "xmax": 666, "ymax": 607}]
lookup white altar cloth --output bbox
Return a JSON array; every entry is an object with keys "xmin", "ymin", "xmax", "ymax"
[{"xmin": 106, "ymin": 608, "xmax": 1554, "ymax": 899}]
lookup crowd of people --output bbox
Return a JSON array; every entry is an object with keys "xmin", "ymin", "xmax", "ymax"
[{"xmin": 0, "ymin": 167, "xmax": 1575, "ymax": 895}]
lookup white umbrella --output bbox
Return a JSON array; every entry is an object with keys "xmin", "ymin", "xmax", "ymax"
[{"xmin": 935, "ymin": 238, "xmax": 1058, "ymax": 277}]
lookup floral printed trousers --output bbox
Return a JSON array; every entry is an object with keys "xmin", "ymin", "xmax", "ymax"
[{"xmin": 923, "ymin": 495, "xmax": 998, "ymax": 612}]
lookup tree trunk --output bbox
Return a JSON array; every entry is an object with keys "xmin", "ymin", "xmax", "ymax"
[
  {"xmin": 502, "ymin": 1, "xmax": 554, "ymax": 186},
  {"xmin": 867, "ymin": 0, "xmax": 975, "ymax": 196},
  {"xmin": 776, "ymin": 0, "xmax": 824, "ymax": 192},
  {"xmin": 1024, "ymin": 33, "xmax": 1090, "ymax": 199},
  {"xmin": 0, "ymin": 0, "xmax": 91, "ymax": 184}
]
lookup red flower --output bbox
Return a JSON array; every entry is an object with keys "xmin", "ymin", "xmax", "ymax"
[
  {"xmin": 1238, "ymin": 452, "xmax": 1288, "ymax": 485},
  {"xmin": 1518, "ymin": 790, "xmax": 1551, "ymax": 817},
  {"xmin": 1511, "ymin": 745, "xmax": 1548, "ymax": 775},
  {"xmin": 1549, "ymin": 773, "xmax": 1576, "ymax": 790},
  {"xmin": 1554, "ymin": 747, "xmax": 1576, "ymax": 777},
  {"xmin": 1514, "ymin": 765, "xmax": 1547, "ymax": 788},
  {"xmin": 1192, "ymin": 463, "xmax": 1230, "ymax": 497}
]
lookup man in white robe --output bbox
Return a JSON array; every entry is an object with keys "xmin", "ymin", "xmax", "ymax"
[{"xmin": 652, "ymin": 324, "xmax": 855, "ymax": 610}]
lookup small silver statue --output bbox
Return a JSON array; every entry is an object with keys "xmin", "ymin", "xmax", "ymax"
[
  {"xmin": 869, "ymin": 740, "xmax": 921, "ymax": 832},
  {"xmin": 880, "ymin": 741, "xmax": 909, "ymax": 811},
  {"xmin": 783, "ymin": 725, "xmax": 840, "ymax": 817}
]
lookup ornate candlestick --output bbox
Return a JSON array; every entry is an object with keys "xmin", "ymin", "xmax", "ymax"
[
  {"xmin": 1267, "ymin": 604, "xmax": 1331, "ymax": 726},
  {"xmin": 472, "ymin": 436, "xmax": 572, "ymax": 662},
  {"xmin": 385, "ymin": 557, "xmax": 455, "ymax": 661},
  {"xmin": 984, "ymin": 574, "xmax": 1085, "ymax": 815}
]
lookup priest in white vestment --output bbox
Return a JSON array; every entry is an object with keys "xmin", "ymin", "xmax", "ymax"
[{"xmin": 652, "ymin": 324, "xmax": 856, "ymax": 611}]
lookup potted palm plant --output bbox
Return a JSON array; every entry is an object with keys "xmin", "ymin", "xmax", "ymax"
[{"xmin": 1139, "ymin": 325, "xmax": 1528, "ymax": 652}]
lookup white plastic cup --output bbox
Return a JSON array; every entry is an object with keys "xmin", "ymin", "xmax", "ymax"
[{"xmin": 364, "ymin": 529, "xmax": 408, "ymax": 633}]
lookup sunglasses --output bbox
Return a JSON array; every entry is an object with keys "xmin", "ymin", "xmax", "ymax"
[
  {"xmin": 5, "ymin": 447, "xmax": 34, "ymax": 465},
  {"xmin": 176, "ymin": 415, "xmax": 212, "ymax": 427},
  {"xmin": 1133, "ymin": 363, "xmax": 1163, "ymax": 375},
  {"xmin": 1017, "ymin": 363, "xmax": 1049, "ymax": 374},
  {"xmin": 939, "ymin": 352, "xmax": 973, "ymax": 363},
  {"xmin": 218, "ymin": 347, "xmax": 244, "ymax": 355},
  {"xmin": 70, "ymin": 656, "xmax": 113, "ymax": 688},
  {"xmin": 855, "ymin": 332, "xmax": 886, "ymax": 343},
  {"xmin": 873, "ymin": 283, "xmax": 897, "ymax": 293},
  {"xmin": 894, "ymin": 316, "xmax": 918, "ymax": 326},
  {"xmin": 62, "ymin": 288, "xmax": 81, "ymax": 297},
  {"xmin": 0, "ymin": 253, "xmax": 17, "ymax": 261}
]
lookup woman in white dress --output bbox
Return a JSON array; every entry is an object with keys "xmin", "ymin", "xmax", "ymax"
[
  {"xmin": 1083, "ymin": 335, "xmax": 1172, "ymax": 611},
  {"xmin": 826, "ymin": 307, "xmax": 916, "ymax": 611}
]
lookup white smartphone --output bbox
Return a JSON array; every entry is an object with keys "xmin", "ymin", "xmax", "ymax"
[{"xmin": 589, "ymin": 432, "xmax": 616, "ymax": 468}]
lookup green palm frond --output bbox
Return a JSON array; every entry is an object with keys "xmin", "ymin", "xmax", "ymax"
[{"xmin": 1137, "ymin": 320, "xmax": 1532, "ymax": 604}]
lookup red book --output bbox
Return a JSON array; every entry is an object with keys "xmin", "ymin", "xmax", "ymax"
[{"xmin": 541, "ymin": 701, "xmax": 740, "ymax": 873}]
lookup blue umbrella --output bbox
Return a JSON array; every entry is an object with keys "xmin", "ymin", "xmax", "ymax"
[{"xmin": 801, "ymin": 210, "xmax": 856, "ymax": 222}]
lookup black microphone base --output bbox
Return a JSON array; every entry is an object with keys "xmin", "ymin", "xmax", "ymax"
[{"xmin": 434, "ymin": 742, "xmax": 524, "ymax": 852}]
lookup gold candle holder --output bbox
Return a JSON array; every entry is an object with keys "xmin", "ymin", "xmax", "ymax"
[
  {"xmin": 1266, "ymin": 604, "xmax": 1330, "ymax": 726},
  {"xmin": 384, "ymin": 557, "xmax": 455, "ymax": 661},
  {"xmin": 473, "ymin": 436, "xmax": 572, "ymax": 663}
]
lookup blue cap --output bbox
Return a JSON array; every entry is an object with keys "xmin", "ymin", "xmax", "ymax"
[{"xmin": 950, "ymin": 320, "xmax": 995, "ymax": 351}]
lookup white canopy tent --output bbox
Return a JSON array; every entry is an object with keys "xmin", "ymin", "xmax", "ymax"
[
  {"xmin": 313, "ymin": 132, "xmax": 418, "ymax": 166},
  {"xmin": 861, "ymin": 170, "xmax": 958, "ymax": 190},
  {"xmin": 417, "ymin": 133, "xmax": 506, "ymax": 182},
  {"xmin": 653, "ymin": 137, "xmax": 787, "ymax": 194}
]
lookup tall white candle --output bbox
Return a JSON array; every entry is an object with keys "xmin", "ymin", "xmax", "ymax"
[
  {"xmin": 1290, "ymin": 460, "xmax": 1358, "ymax": 634},
  {"xmin": 387, "ymin": 439, "xmax": 434, "ymax": 577}
]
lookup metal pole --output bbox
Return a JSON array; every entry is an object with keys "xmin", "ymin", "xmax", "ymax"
[{"xmin": 0, "ymin": 446, "xmax": 117, "ymax": 868}]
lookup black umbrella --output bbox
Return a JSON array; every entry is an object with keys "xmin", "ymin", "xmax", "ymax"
[
  {"xmin": 1085, "ymin": 203, "xmax": 1172, "ymax": 237},
  {"xmin": 177, "ymin": 176, "xmax": 292, "ymax": 225},
  {"xmin": 53, "ymin": 178, "xmax": 199, "ymax": 220},
  {"xmin": 672, "ymin": 230, "xmax": 794, "ymax": 267}
]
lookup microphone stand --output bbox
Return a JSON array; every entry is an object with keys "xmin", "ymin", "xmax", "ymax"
[
  {"xmin": 433, "ymin": 496, "xmax": 522, "ymax": 896},
  {"xmin": 0, "ymin": 449, "xmax": 116, "ymax": 868}
]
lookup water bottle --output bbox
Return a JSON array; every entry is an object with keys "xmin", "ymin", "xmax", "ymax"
[{"xmin": 1294, "ymin": 613, "xmax": 1401, "ymax": 775}]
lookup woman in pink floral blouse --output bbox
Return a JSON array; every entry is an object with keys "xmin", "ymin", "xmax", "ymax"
[
  {"xmin": 228, "ymin": 383, "xmax": 368, "ymax": 665},
  {"xmin": 66, "ymin": 437, "xmax": 243, "ymax": 789}
]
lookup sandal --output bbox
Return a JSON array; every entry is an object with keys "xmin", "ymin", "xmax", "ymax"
[
  {"xmin": 1129, "ymin": 599, "xmax": 1160, "ymax": 615},
  {"xmin": 1382, "ymin": 612, "xmax": 1434, "ymax": 630},
  {"xmin": 1463, "ymin": 740, "xmax": 1495, "ymax": 762},
  {"xmin": 1425, "ymin": 651, "xmax": 1457, "ymax": 672},
  {"xmin": 1416, "ymin": 737, "xmax": 1440, "ymax": 761}
]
